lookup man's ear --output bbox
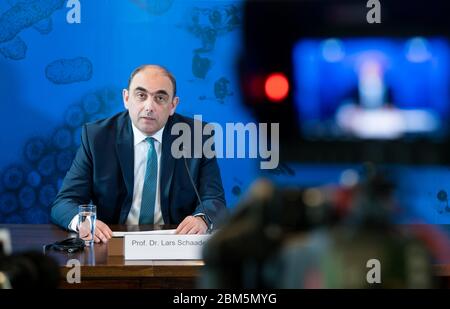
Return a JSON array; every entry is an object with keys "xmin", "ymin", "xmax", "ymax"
[
  {"xmin": 123, "ymin": 89, "xmax": 129, "ymax": 109},
  {"xmin": 169, "ymin": 96, "xmax": 180, "ymax": 116}
]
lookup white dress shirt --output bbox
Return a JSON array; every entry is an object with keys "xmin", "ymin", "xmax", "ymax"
[
  {"xmin": 68, "ymin": 123, "xmax": 165, "ymax": 231},
  {"xmin": 126, "ymin": 122, "xmax": 164, "ymax": 225}
]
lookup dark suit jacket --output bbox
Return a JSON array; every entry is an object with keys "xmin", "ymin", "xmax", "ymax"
[{"xmin": 51, "ymin": 111, "xmax": 226, "ymax": 229}]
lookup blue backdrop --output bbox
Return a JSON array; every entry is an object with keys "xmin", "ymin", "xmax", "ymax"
[
  {"xmin": 0, "ymin": 0, "xmax": 264, "ymax": 224},
  {"xmin": 1, "ymin": 0, "xmax": 449, "ymax": 225}
]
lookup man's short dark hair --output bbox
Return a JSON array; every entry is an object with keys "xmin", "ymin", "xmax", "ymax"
[{"xmin": 127, "ymin": 65, "xmax": 177, "ymax": 96}]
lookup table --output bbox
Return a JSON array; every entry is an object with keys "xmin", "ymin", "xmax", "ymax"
[
  {"xmin": 3, "ymin": 224, "xmax": 450, "ymax": 288},
  {"xmin": 0, "ymin": 224, "xmax": 203, "ymax": 289}
]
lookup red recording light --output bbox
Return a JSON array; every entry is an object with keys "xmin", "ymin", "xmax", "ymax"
[{"xmin": 264, "ymin": 73, "xmax": 289, "ymax": 102}]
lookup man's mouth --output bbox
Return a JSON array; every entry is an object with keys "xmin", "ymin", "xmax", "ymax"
[{"xmin": 141, "ymin": 116, "xmax": 155, "ymax": 121}]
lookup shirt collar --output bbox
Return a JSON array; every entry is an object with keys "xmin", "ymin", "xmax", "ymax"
[{"xmin": 131, "ymin": 121, "xmax": 165, "ymax": 146}]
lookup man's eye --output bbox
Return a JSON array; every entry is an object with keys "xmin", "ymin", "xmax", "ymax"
[
  {"xmin": 136, "ymin": 93, "xmax": 146, "ymax": 100},
  {"xmin": 156, "ymin": 95, "xmax": 167, "ymax": 103}
]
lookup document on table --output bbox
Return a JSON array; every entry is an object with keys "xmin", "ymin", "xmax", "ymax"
[{"xmin": 112, "ymin": 229, "xmax": 176, "ymax": 237}]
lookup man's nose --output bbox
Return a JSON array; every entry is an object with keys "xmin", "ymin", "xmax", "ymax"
[{"xmin": 143, "ymin": 97, "xmax": 155, "ymax": 111}]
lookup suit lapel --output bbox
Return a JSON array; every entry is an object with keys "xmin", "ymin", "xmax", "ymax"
[
  {"xmin": 160, "ymin": 115, "xmax": 177, "ymax": 224},
  {"xmin": 115, "ymin": 113, "xmax": 134, "ymax": 223}
]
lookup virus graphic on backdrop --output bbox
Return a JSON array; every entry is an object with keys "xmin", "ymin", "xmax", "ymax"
[
  {"xmin": 436, "ymin": 189, "xmax": 450, "ymax": 215},
  {"xmin": 182, "ymin": 4, "xmax": 241, "ymax": 104},
  {"xmin": 0, "ymin": 0, "xmax": 64, "ymax": 60},
  {"xmin": 130, "ymin": 0, "xmax": 175, "ymax": 16},
  {"xmin": 267, "ymin": 163, "xmax": 296, "ymax": 177},
  {"xmin": 0, "ymin": 87, "xmax": 122, "ymax": 224},
  {"xmin": 45, "ymin": 57, "xmax": 93, "ymax": 84},
  {"xmin": 231, "ymin": 177, "xmax": 243, "ymax": 197},
  {"xmin": 1, "ymin": 1, "xmax": 94, "ymax": 84}
]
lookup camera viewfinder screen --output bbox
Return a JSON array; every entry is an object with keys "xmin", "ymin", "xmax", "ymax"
[{"xmin": 292, "ymin": 37, "xmax": 450, "ymax": 140}]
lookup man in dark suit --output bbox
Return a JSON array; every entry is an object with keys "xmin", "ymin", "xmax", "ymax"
[{"xmin": 51, "ymin": 65, "xmax": 226, "ymax": 242}]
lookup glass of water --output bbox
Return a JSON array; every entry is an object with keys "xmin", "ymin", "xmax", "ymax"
[{"xmin": 78, "ymin": 204, "xmax": 96, "ymax": 246}]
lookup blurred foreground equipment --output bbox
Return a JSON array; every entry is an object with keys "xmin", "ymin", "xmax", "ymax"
[
  {"xmin": 0, "ymin": 231, "xmax": 59, "ymax": 289},
  {"xmin": 202, "ymin": 170, "xmax": 443, "ymax": 288}
]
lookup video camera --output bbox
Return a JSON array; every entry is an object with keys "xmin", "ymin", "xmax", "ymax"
[
  {"xmin": 201, "ymin": 0, "xmax": 449, "ymax": 288},
  {"xmin": 239, "ymin": 0, "xmax": 450, "ymax": 164}
]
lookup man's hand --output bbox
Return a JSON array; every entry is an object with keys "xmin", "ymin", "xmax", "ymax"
[
  {"xmin": 94, "ymin": 220, "xmax": 113, "ymax": 243},
  {"xmin": 175, "ymin": 216, "xmax": 208, "ymax": 234},
  {"xmin": 79, "ymin": 219, "xmax": 113, "ymax": 243}
]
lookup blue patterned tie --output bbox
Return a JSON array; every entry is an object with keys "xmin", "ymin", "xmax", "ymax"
[{"xmin": 139, "ymin": 137, "xmax": 158, "ymax": 224}]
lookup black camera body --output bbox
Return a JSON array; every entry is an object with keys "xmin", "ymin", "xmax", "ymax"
[
  {"xmin": 202, "ymin": 0, "xmax": 446, "ymax": 288},
  {"xmin": 239, "ymin": 0, "xmax": 450, "ymax": 164}
]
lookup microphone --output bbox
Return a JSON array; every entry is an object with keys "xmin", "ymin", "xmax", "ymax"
[{"xmin": 181, "ymin": 146, "xmax": 214, "ymax": 233}]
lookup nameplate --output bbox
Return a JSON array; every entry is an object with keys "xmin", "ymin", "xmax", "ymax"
[{"xmin": 124, "ymin": 234, "xmax": 211, "ymax": 260}]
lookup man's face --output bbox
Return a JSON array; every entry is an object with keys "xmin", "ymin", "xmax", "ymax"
[{"xmin": 123, "ymin": 67, "xmax": 179, "ymax": 136}]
